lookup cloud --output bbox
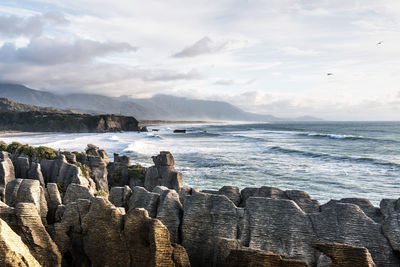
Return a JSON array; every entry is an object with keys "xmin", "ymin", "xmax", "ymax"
[
  {"xmin": 0, "ymin": 62, "xmax": 200, "ymax": 97},
  {"xmin": 0, "ymin": 37, "xmax": 137, "ymax": 65},
  {"xmin": 0, "ymin": 12, "xmax": 68, "ymax": 38},
  {"xmin": 172, "ymin": 36, "xmax": 228, "ymax": 58},
  {"xmin": 215, "ymin": 79, "xmax": 255, "ymax": 86},
  {"xmin": 281, "ymin": 46, "xmax": 320, "ymax": 56},
  {"xmin": 142, "ymin": 69, "xmax": 200, "ymax": 81}
]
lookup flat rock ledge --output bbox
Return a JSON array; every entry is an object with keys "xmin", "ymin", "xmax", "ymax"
[{"xmin": 0, "ymin": 145, "xmax": 399, "ymax": 267}]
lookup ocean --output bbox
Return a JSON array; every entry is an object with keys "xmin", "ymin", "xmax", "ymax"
[{"xmin": 1, "ymin": 121, "xmax": 399, "ymax": 205}]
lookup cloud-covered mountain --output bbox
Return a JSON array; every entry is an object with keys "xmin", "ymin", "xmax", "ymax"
[{"xmin": 0, "ymin": 83, "xmax": 282, "ymax": 121}]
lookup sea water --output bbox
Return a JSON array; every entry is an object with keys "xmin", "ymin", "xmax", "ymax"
[{"xmin": 1, "ymin": 121, "xmax": 400, "ymax": 205}]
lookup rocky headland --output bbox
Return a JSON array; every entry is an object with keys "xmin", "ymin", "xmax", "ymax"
[
  {"xmin": 0, "ymin": 141, "xmax": 399, "ymax": 266},
  {"xmin": 0, "ymin": 98, "xmax": 141, "ymax": 133}
]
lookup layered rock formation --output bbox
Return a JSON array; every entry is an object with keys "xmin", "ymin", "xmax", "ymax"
[{"xmin": 0, "ymin": 144, "xmax": 399, "ymax": 267}]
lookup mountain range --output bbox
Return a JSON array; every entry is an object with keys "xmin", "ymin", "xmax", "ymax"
[{"xmin": 0, "ymin": 83, "xmax": 322, "ymax": 121}]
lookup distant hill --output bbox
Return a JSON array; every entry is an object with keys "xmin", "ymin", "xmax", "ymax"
[
  {"xmin": 0, "ymin": 83, "xmax": 321, "ymax": 121},
  {"xmin": 0, "ymin": 97, "xmax": 77, "ymax": 114}
]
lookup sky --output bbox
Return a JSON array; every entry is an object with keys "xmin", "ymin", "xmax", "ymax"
[{"xmin": 1, "ymin": 1, "xmax": 400, "ymax": 120}]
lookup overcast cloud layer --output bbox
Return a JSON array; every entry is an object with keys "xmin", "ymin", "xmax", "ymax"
[{"xmin": 1, "ymin": 0, "xmax": 400, "ymax": 120}]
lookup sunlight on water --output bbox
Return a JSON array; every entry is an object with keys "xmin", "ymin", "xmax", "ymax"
[{"xmin": 1, "ymin": 121, "xmax": 400, "ymax": 205}]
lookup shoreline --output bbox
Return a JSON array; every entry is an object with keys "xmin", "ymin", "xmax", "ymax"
[{"xmin": 0, "ymin": 146, "xmax": 398, "ymax": 266}]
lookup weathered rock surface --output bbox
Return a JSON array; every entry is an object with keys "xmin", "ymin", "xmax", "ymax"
[
  {"xmin": 46, "ymin": 183, "xmax": 62, "ymax": 224},
  {"xmin": 311, "ymin": 202, "xmax": 399, "ymax": 266},
  {"xmin": 315, "ymin": 242, "xmax": 376, "ymax": 267},
  {"xmin": 40, "ymin": 154, "xmax": 91, "ymax": 190},
  {"xmin": 145, "ymin": 151, "xmax": 184, "ymax": 192},
  {"xmin": 14, "ymin": 156, "xmax": 30, "ymax": 178},
  {"xmin": 224, "ymin": 248, "xmax": 309, "ymax": 267},
  {"xmin": 84, "ymin": 145, "xmax": 109, "ymax": 191},
  {"xmin": 241, "ymin": 197, "xmax": 317, "ymax": 265},
  {"xmin": 326, "ymin": 198, "xmax": 382, "ymax": 223},
  {"xmin": 128, "ymin": 186, "xmax": 160, "ymax": 217},
  {"xmin": 380, "ymin": 198, "xmax": 400, "ymax": 253},
  {"xmin": 0, "ymin": 218, "xmax": 41, "ymax": 267},
  {"xmin": 52, "ymin": 199, "xmax": 91, "ymax": 266},
  {"xmin": 81, "ymin": 197, "xmax": 189, "ymax": 267},
  {"xmin": 5, "ymin": 179, "xmax": 48, "ymax": 222},
  {"xmin": 178, "ymin": 187, "xmax": 199, "ymax": 205},
  {"xmin": 107, "ymin": 153, "xmax": 130, "ymax": 187},
  {"xmin": 27, "ymin": 161, "xmax": 45, "ymax": 186},
  {"xmin": 124, "ymin": 208, "xmax": 178, "ymax": 267},
  {"xmin": 203, "ymin": 186, "xmax": 241, "ymax": 206},
  {"xmin": 108, "ymin": 185, "xmax": 132, "ymax": 209},
  {"xmin": 181, "ymin": 191, "xmax": 239, "ymax": 267},
  {"xmin": 63, "ymin": 183, "xmax": 94, "ymax": 205},
  {"xmin": 154, "ymin": 186, "xmax": 183, "ymax": 243},
  {"xmin": 240, "ymin": 186, "xmax": 320, "ymax": 213},
  {"xmin": 0, "ymin": 202, "xmax": 61, "ymax": 267},
  {"xmin": 0, "ymin": 152, "xmax": 15, "ymax": 201}
]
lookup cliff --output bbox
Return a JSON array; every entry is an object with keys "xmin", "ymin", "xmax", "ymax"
[
  {"xmin": 0, "ymin": 143, "xmax": 399, "ymax": 266},
  {"xmin": 0, "ymin": 111, "xmax": 140, "ymax": 133}
]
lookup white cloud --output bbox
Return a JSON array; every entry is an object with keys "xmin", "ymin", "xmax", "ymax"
[
  {"xmin": 0, "ymin": 1, "xmax": 400, "ymax": 120},
  {"xmin": 281, "ymin": 46, "xmax": 320, "ymax": 56},
  {"xmin": 0, "ymin": 12, "xmax": 68, "ymax": 38},
  {"xmin": 172, "ymin": 37, "xmax": 229, "ymax": 58},
  {"xmin": 0, "ymin": 37, "xmax": 136, "ymax": 65}
]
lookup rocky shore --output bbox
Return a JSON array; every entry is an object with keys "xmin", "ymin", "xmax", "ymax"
[{"xmin": 0, "ymin": 142, "xmax": 399, "ymax": 266}]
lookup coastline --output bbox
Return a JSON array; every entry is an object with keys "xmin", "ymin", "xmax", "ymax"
[{"xmin": 0, "ymin": 144, "xmax": 398, "ymax": 266}]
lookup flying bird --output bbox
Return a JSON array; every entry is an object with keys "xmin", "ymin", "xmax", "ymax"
[
  {"xmin": 326, "ymin": 73, "xmax": 333, "ymax": 76},
  {"xmin": 376, "ymin": 41, "xmax": 383, "ymax": 45}
]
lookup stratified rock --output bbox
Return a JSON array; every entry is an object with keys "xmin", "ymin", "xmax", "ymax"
[
  {"xmin": 124, "ymin": 208, "xmax": 176, "ymax": 266},
  {"xmin": 64, "ymin": 153, "xmax": 77, "ymax": 164},
  {"xmin": 109, "ymin": 185, "xmax": 132, "ymax": 209},
  {"xmin": 0, "ymin": 152, "xmax": 15, "ymax": 201},
  {"xmin": 213, "ymin": 238, "xmax": 241, "ymax": 266},
  {"xmin": 315, "ymin": 242, "xmax": 376, "ymax": 267},
  {"xmin": 285, "ymin": 190, "xmax": 320, "ymax": 214},
  {"xmin": 144, "ymin": 151, "xmax": 184, "ymax": 192},
  {"xmin": 40, "ymin": 154, "xmax": 91, "ymax": 189},
  {"xmin": 128, "ymin": 186, "xmax": 160, "ymax": 217},
  {"xmin": 52, "ymin": 199, "xmax": 91, "ymax": 266},
  {"xmin": 240, "ymin": 186, "xmax": 319, "ymax": 213},
  {"xmin": 86, "ymin": 154, "xmax": 109, "ymax": 191},
  {"xmin": 203, "ymin": 186, "xmax": 241, "ymax": 206},
  {"xmin": 5, "ymin": 179, "xmax": 48, "ymax": 222},
  {"xmin": 178, "ymin": 187, "xmax": 199, "ymax": 205},
  {"xmin": 0, "ymin": 218, "xmax": 41, "ymax": 267},
  {"xmin": 310, "ymin": 202, "xmax": 399, "ymax": 266},
  {"xmin": 128, "ymin": 164, "xmax": 147, "ymax": 188},
  {"xmin": 14, "ymin": 156, "xmax": 30, "ymax": 178},
  {"xmin": 153, "ymin": 186, "xmax": 183, "ymax": 243},
  {"xmin": 1, "ymin": 203, "xmax": 62, "ymax": 267},
  {"xmin": 172, "ymin": 243, "xmax": 191, "ymax": 267},
  {"xmin": 181, "ymin": 191, "xmax": 239, "ymax": 267},
  {"xmin": 81, "ymin": 197, "xmax": 129, "ymax": 266},
  {"xmin": 152, "ymin": 151, "xmax": 175, "ymax": 166},
  {"xmin": 107, "ymin": 153, "xmax": 130, "ymax": 187},
  {"xmin": 46, "ymin": 183, "xmax": 62, "ymax": 224},
  {"xmin": 326, "ymin": 198, "xmax": 382, "ymax": 223},
  {"xmin": 240, "ymin": 186, "xmax": 286, "ymax": 207},
  {"xmin": 27, "ymin": 161, "xmax": 45, "ymax": 186},
  {"xmin": 241, "ymin": 197, "xmax": 316, "ymax": 265},
  {"xmin": 63, "ymin": 183, "xmax": 94, "ymax": 205},
  {"xmin": 224, "ymin": 248, "xmax": 309, "ymax": 267},
  {"xmin": 380, "ymin": 198, "xmax": 400, "ymax": 253}
]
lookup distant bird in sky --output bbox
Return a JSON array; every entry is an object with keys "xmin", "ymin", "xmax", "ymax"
[
  {"xmin": 376, "ymin": 41, "xmax": 383, "ymax": 45},
  {"xmin": 326, "ymin": 73, "xmax": 333, "ymax": 76}
]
